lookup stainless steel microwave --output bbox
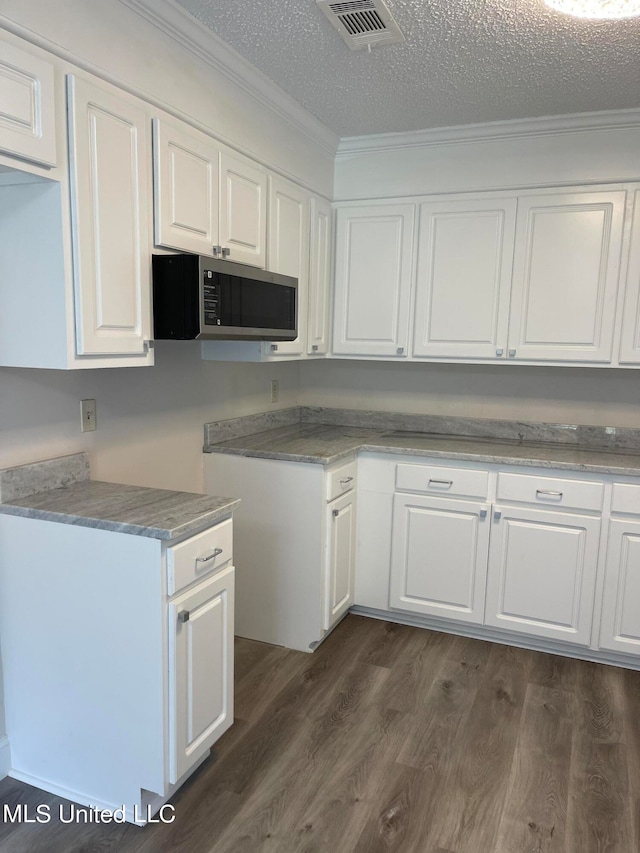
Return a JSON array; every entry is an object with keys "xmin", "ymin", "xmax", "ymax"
[{"xmin": 152, "ymin": 253, "xmax": 297, "ymax": 341}]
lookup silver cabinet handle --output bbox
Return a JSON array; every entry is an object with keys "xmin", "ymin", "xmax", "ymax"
[
  {"xmin": 536, "ymin": 489, "xmax": 563, "ymax": 498},
  {"xmin": 270, "ymin": 344, "xmax": 279, "ymax": 352},
  {"xmin": 494, "ymin": 510, "xmax": 502, "ymax": 520},
  {"xmin": 479, "ymin": 508, "xmax": 487, "ymax": 518},
  {"xmin": 340, "ymin": 477, "xmax": 354, "ymax": 486},
  {"xmin": 196, "ymin": 547, "xmax": 223, "ymax": 564},
  {"xmin": 178, "ymin": 610, "xmax": 190, "ymax": 624},
  {"xmin": 496, "ymin": 348, "xmax": 504, "ymax": 357},
  {"xmin": 212, "ymin": 245, "xmax": 221, "ymax": 256},
  {"xmin": 396, "ymin": 346, "xmax": 405, "ymax": 355},
  {"xmin": 312, "ymin": 344, "xmax": 319, "ymax": 352},
  {"xmin": 332, "ymin": 508, "xmax": 340, "ymax": 517},
  {"xmin": 221, "ymin": 247, "xmax": 231, "ymax": 258},
  {"xmin": 508, "ymin": 348, "xmax": 517, "ymax": 358},
  {"xmin": 429, "ymin": 478, "xmax": 453, "ymax": 487}
]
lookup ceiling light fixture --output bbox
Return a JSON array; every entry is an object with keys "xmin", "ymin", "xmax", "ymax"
[{"xmin": 544, "ymin": 0, "xmax": 640, "ymax": 18}]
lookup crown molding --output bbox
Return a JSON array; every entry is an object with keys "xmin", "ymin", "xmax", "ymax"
[
  {"xmin": 337, "ymin": 108, "xmax": 640, "ymax": 157},
  {"xmin": 119, "ymin": 0, "xmax": 338, "ymax": 157}
]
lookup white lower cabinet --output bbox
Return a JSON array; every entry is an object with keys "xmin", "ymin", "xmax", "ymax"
[
  {"xmin": 484, "ymin": 504, "xmax": 601, "ymax": 646},
  {"xmin": 168, "ymin": 564, "xmax": 234, "ymax": 783},
  {"xmin": 0, "ymin": 512, "xmax": 234, "ymax": 823},
  {"xmin": 599, "ymin": 517, "xmax": 640, "ymax": 654},
  {"xmin": 204, "ymin": 453, "xmax": 356, "ymax": 651},
  {"xmin": 325, "ymin": 489, "xmax": 356, "ymax": 630},
  {"xmin": 390, "ymin": 494, "xmax": 490, "ymax": 624}
]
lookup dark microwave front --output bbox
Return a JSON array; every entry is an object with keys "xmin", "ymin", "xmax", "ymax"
[{"xmin": 152, "ymin": 253, "xmax": 298, "ymax": 341}]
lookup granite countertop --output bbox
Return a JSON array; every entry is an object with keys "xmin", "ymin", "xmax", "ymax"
[
  {"xmin": 204, "ymin": 422, "xmax": 640, "ymax": 477},
  {"xmin": 0, "ymin": 479, "xmax": 240, "ymax": 540}
]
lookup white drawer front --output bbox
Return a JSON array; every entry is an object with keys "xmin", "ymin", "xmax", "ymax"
[
  {"xmin": 395, "ymin": 463, "xmax": 489, "ymax": 500},
  {"xmin": 327, "ymin": 460, "xmax": 357, "ymax": 502},
  {"xmin": 611, "ymin": 483, "xmax": 640, "ymax": 516},
  {"xmin": 167, "ymin": 518, "xmax": 233, "ymax": 595},
  {"xmin": 497, "ymin": 472, "xmax": 604, "ymax": 512}
]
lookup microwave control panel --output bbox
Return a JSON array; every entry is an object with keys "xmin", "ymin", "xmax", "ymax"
[{"xmin": 203, "ymin": 271, "xmax": 221, "ymax": 326}]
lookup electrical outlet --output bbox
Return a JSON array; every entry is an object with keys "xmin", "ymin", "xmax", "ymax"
[
  {"xmin": 80, "ymin": 399, "xmax": 97, "ymax": 432},
  {"xmin": 270, "ymin": 379, "xmax": 279, "ymax": 403}
]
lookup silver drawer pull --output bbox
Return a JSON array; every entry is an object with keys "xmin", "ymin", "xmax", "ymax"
[
  {"xmin": 429, "ymin": 478, "xmax": 453, "ymax": 487},
  {"xmin": 178, "ymin": 610, "xmax": 190, "ymax": 624},
  {"xmin": 196, "ymin": 547, "xmax": 223, "ymax": 564},
  {"xmin": 340, "ymin": 477, "xmax": 354, "ymax": 486},
  {"xmin": 536, "ymin": 489, "xmax": 563, "ymax": 499}
]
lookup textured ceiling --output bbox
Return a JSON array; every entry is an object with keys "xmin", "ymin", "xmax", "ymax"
[{"xmin": 174, "ymin": 0, "xmax": 640, "ymax": 137}]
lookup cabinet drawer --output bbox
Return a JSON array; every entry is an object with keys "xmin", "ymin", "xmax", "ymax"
[
  {"xmin": 395, "ymin": 463, "xmax": 489, "ymax": 500},
  {"xmin": 496, "ymin": 472, "xmax": 604, "ymax": 512},
  {"xmin": 327, "ymin": 460, "xmax": 357, "ymax": 502},
  {"xmin": 611, "ymin": 483, "xmax": 640, "ymax": 515},
  {"xmin": 167, "ymin": 518, "xmax": 233, "ymax": 595}
]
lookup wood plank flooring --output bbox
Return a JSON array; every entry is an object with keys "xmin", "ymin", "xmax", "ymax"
[{"xmin": 1, "ymin": 615, "xmax": 640, "ymax": 852}]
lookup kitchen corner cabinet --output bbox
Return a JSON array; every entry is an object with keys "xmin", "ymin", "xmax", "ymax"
[
  {"xmin": 204, "ymin": 453, "xmax": 356, "ymax": 651},
  {"xmin": 0, "ymin": 39, "xmax": 56, "ymax": 167},
  {"xmin": 153, "ymin": 117, "xmax": 267, "ymax": 267},
  {"xmin": 333, "ymin": 204, "xmax": 415, "ymax": 357},
  {"xmin": 263, "ymin": 174, "xmax": 310, "ymax": 357},
  {"xmin": 0, "ymin": 513, "xmax": 234, "ymax": 823},
  {"xmin": 413, "ymin": 198, "xmax": 516, "ymax": 360},
  {"xmin": 619, "ymin": 190, "xmax": 640, "ymax": 364},
  {"xmin": 307, "ymin": 196, "xmax": 333, "ymax": 356},
  {"xmin": 68, "ymin": 75, "xmax": 152, "ymax": 356}
]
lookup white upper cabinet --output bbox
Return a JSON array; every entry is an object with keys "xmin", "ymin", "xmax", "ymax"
[
  {"xmin": 507, "ymin": 190, "xmax": 625, "ymax": 363},
  {"xmin": 153, "ymin": 118, "xmax": 267, "ymax": 268},
  {"xmin": 153, "ymin": 118, "xmax": 219, "ymax": 255},
  {"xmin": 618, "ymin": 190, "xmax": 640, "ymax": 364},
  {"xmin": 67, "ymin": 74, "xmax": 152, "ymax": 356},
  {"xmin": 333, "ymin": 204, "xmax": 415, "ymax": 357},
  {"xmin": 219, "ymin": 148, "xmax": 267, "ymax": 268},
  {"xmin": 307, "ymin": 196, "xmax": 333, "ymax": 356},
  {"xmin": 265, "ymin": 174, "xmax": 310, "ymax": 356},
  {"xmin": 0, "ymin": 39, "xmax": 56, "ymax": 167},
  {"xmin": 413, "ymin": 198, "xmax": 516, "ymax": 360}
]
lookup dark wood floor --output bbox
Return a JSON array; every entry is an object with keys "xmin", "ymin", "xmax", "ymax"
[{"xmin": 2, "ymin": 614, "xmax": 640, "ymax": 852}]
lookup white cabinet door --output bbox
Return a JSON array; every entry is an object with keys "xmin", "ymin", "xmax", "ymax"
[
  {"xmin": 153, "ymin": 118, "xmax": 219, "ymax": 255},
  {"xmin": 599, "ymin": 519, "xmax": 640, "ymax": 655},
  {"xmin": 619, "ymin": 190, "xmax": 640, "ymax": 364},
  {"xmin": 333, "ymin": 204, "xmax": 415, "ymax": 357},
  {"xmin": 67, "ymin": 75, "xmax": 151, "ymax": 356},
  {"xmin": 307, "ymin": 196, "xmax": 332, "ymax": 356},
  {"xmin": 485, "ymin": 505, "xmax": 600, "ymax": 645},
  {"xmin": 219, "ymin": 148, "xmax": 267, "ymax": 268},
  {"xmin": 413, "ymin": 198, "xmax": 516, "ymax": 360},
  {"xmin": 265, "ymin": 175, "xmax": 310, "ymax": 356},
  {"xmin": 325, "ymin": 490, "xmax": 356, "ymax": 630},
  {"xmin": 390, "ymin": 494, "xmax": 490, "ymax": 624},
  {"xmin": 0, "ymin": 40, "xmax": 56, "ymax": 167},
  {"xmin": 507, "ymin": 190, "xmax": 625, "ymax": 363},
  {"xmin": 168, "ymin": 564, "xmax": 234, "ymax": 784}
]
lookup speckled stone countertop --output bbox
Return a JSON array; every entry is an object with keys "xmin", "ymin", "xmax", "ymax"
[
  {"xmin": 204, "ymin": 417, "xmax": 640, "ymax": 477},
  {"xmin": 0, "ymin": 454, "xmax": 239, "ymax": 540}
]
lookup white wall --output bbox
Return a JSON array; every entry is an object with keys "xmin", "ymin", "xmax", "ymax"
[{"xmin": 299, "ymin": 360, "xmax": 640, "ymax": 428}]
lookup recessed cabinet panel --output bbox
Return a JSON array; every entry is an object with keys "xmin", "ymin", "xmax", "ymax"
[
  {"xmin": 219, "ymin": 150, "xmax": 267, "ymax": 268},
  {"xmin": 169, "ymin": 564, "xmax": 234, "ymax": 784},
  {"xmin": 599, "ymin": 520, "xmax": 640, "ymax": 654},
  {"xmin": 413, "ymin": 199, "xmax": 515, "ymax": 359},
  {"xmin": 0, "ymin": 41, "xmax": 56, "ymax": 166},
  {"xmin": 390, "ymin": 495, "xmax": 490, "ymax": 624},
  {"xmin": 153, "ymin": 118, "xmax": 219, "ymax": 254},
  {"xmin": 307, "ymin": 196, "xmax": 332, "ymax": 356},
  {"xmin": 619, "ymin": 190, "xmax": 640, "ymax": 364},
  {"xmin": 508, "ymin": 191, "xmax": 625, "ymax": 362},
  {"xmin": 485, "ymin": 505, "xmax": 600, "ymax": 645},
  {"xmin": 325, "ymin": 491, "xmax": 356, "ymax": 630},
  {"xmin": 67, "ymin": 75, "xmax": 151, "ymax": 356},
  {"xmin": 333, "ymin": 205, "xmax": 415, "ymax": 356},
  {"xmin": 265, "ymin": 175, "xmax": 309, "ymax": 356}
]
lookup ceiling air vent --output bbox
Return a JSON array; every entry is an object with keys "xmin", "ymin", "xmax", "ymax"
[{"xmin": 316, "ymin": 0, "xmax": 405, "ymax": 51}]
